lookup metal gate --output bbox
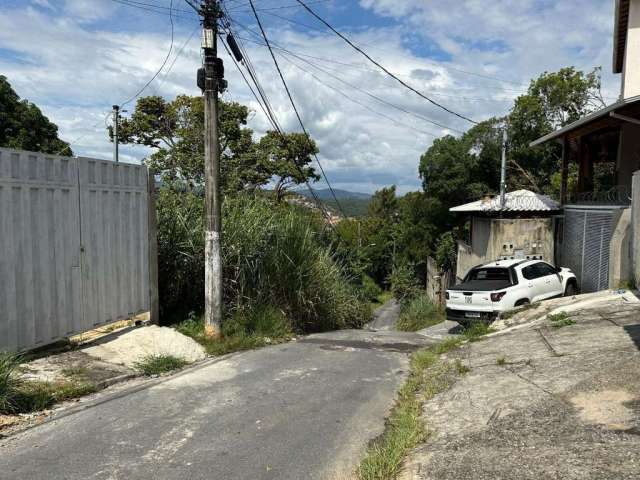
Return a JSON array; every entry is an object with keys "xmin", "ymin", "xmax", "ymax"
[
  {"xmin": 0, "ymin": 148, "xmax": 154, "ymax": 351},
  {"xmin": 561, "ymin": 206, "xmax": 623, "ymax": 293}
]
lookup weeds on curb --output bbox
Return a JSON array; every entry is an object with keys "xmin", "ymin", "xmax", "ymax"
[
  {"xmin": 547, "ymin": 312, "xmax": 576, "ymax": 329},
  {"xmin": 134, "ymin": 354, "xmax": 189, "ymax": 376},
  {"xmin": 356, "ymin": 343, "xmax": 468, "ymax": 480},
  {"xmin": 462, "ymin": 322, "xmax": 495, "ymax": 341}
]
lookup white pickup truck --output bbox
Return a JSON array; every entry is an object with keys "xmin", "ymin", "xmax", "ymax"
[{"xmin": 446, "ymin": 259, "xmax": 578, "ymax": 326}]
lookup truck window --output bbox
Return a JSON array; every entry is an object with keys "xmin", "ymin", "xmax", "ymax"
[{"xmin": 466, "ymin": 268, "xmax": 510, "ymax": 282}]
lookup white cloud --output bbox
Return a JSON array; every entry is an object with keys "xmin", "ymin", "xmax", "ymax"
[{"xmin": 0, "ymin": 1, "xmax": 623, "ymax": 193}]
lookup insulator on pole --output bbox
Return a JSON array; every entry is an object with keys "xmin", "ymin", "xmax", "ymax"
[{"xmin": 226, "ymin": 33, "xmax": 244, "ymax": 62}]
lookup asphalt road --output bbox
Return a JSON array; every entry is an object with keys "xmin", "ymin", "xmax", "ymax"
[
  {"xmin": 367, "ymin": 299, "xmax": 401, "ymax": 331},
  {"xmin": 0, "ymin": 328, "xmax": 432, "ymax": 480}
]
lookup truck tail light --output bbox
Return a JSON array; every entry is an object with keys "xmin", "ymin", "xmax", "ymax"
[
  {"xmin": 445, "ymin": 291, "xmax": 449, "ymax": 300},
  {"xmin": 491, "ymin": 292, "xmax": 506, "ymax": 302}
]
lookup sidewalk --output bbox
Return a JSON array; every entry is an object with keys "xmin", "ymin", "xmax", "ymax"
[{"xmin": 401, "ymin": 295, "xmax": 640, "ymax": 480}]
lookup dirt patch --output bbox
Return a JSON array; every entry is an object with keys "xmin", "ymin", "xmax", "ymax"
[{"xmin": 570, "ymin": 390, "xmax": 636, "ymax": 430}]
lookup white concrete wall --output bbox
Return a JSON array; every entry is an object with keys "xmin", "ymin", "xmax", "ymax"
[
  {"xmin": 623, "ymin": 0, "xmax": 640, "ymax": 98},
  {"xmin": 608, "ymin": 208, "xmax": 633, "ymax": 288},
  {"xmin": 0, "ymin": 148, "xmax": 151, "ymax": 352}
]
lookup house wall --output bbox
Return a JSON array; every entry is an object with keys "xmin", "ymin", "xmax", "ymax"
[
  {"xmin": 634, "ymin": 171, "xmax": 640, "ymax": 286},
  {"xmin": 623, "ymin": 0, "xmax": 640, "ymax": 98},
  {"xmin": 617, "ymin": 123, "xmax": 640, "ymax": 191},
  {"xmin": 456, "ymin": 217, "xmax": 555, "ymax": 281}
]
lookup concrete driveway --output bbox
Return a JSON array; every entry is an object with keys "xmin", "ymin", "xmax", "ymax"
[
  {"xmin": 0, "ymin": 328, "xmax": 432, "ymax": 480},
  {"xmin": 401, "ymin": 297, "xmax": 640, "ymax": 480}
]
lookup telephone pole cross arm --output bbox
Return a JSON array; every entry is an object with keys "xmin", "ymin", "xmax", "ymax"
[{"xmin": 190, "ymin": 0, "xmax": 227, "ymax": 338}]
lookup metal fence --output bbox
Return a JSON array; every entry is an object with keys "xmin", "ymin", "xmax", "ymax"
[
  {"xmin": 0, "ymin": 148, "xmax": 156, "ymax": 351},
  {"xmin": 561, "ymin": 206, "xmax": 622, "ymax": 293}
]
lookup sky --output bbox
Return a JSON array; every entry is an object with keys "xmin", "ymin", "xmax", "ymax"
[{"xmin": 0, "ymin": 0, "xmax": 622, "ymax": 194}]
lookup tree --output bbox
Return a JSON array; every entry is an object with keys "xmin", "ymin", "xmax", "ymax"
[
  {"xmin": 255, "ymin": 131, "xmax": 319, "ymax": 202},
  {"xmin": 367, "ymin": 185, "xmax": 398, "ymax": 219},
  {"xmin": 508, "ymin": 67, "xmax": 605, "ymax": 194},
  {"xmin": 419, "ymin": 118, "xmax": 502, "ymax": 211},
  {"xmin": 0, "ymin": 76, "xmax": 71, "ymax": 155},
  {"xmin": 115, "ymin": 94, "xmax": 319, "ymax": 196}
]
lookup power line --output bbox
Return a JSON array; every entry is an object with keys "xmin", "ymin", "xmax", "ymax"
[
  {"xmin": 247, "ymin": 0, "xmax": 348, "ymax": 219},
  {"xmin": 120, "ymin": 0, "xmax": 176, "ymax": 107},
  {"xmin": 227, "ymin": 0, "xmax": 333, "ymax": 13},
  {"xmin": 157, "ymin": 24, "xmax": 200, "ymax": 90},
  {"xmin": 276, "ymin": 50, "xmax": 444, "ymax": 138},
  {"xmin": 109, "ymin": 0, "xmax": 196, "ymax": 20},
  {"xmin": 294, "ymin": 0, "xmax": 478, "ymax": 125},
  {"xmin": 231, "ymin": 30, "xmax": 464, "ymax": 134},
  {"xmin": 219, "ymin": 8, "xmax": 337, "ymax": 223},
  {"xmin": 259, "ymin": 10, "xmax": 530, "ymax": 89}
]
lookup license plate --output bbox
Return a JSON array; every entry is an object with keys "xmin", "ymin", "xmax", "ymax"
[
  {"xmin": 465, "ymin": 312, "xmax": 481, "ymax": 318},
  {"xmin": 465, "ymin": 296, "xmax": 473, "ymax": 304}
]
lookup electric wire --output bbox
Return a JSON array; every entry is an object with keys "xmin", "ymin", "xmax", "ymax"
[
  {"xmin": 121, "ymin": 0, "xmax": 176, "ymax": 107},
  {"xmin": 232, "ymin": 31, "xmax": 465, "ymax": 134},
  {"xmin": 219, "ymin": 13, "xmax": 336, "ymax": 223},
  {"xmin": 248, "ymin": 0, "xmax": 348, "ymax": 218},
  {"xmin": 294, "ymin": 0, "xmax": 478, "ymax": 124}
]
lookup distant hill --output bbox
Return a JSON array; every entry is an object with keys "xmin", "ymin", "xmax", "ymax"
[
  {"xmin": 296, "ymin": 188, "xmax": 372, "ymax": 217},
  {"xmin": 295, "ymin": 188, "xmax": 372, "ymax": 201}
]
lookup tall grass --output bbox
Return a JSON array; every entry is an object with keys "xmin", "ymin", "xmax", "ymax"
[
  {"xmin": 396, "ymin": 294, "xmax": 445, "ymax": 332},
  {"xmin": 158, "ymin": 190, "xmax": 370, "ymax": 332},
  {"xmin": 0, "ymin": 353, "xmax": 22, "ymax": 414}
]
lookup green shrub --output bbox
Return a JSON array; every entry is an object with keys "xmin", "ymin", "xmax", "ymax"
[
  {"xmin": 361, "ymin": 274, "xmax": 383, "ymax": 302},
  {"xmin": 175, "ymin": 307, "xmax": 290, "ymax": 357},
  {"xmin": 462, "ymin": 322, "xmax": 495, "ymax": 341},
  {"xmin": 396, "ymin": 294, "xmax": 445, "ymax": 332},
  {"xmin": 222, "ymin": 305, "xmax": 291, "ymax": 339},
  {"xmin": 388, "ymin": 263, "xmax": 420, "ymax": 303},
  {"xmin": 158, "ymin": 190, "xmax": 370, "ymax": 332},
  {"xmin": 134, "ymin": 354, "xmax": 189, "ymax": 376}
]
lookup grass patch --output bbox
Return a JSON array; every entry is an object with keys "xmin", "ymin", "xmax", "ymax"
[
  {"xmin": 134, "ymin": 354, "xmax": 189, "ymax": 376},
  {"xmin": 176, "ymin": 305, "xmax": 294, "ymax": 357},
  {"xmin": 1, "ymin": 353, "xmax": 96, "ymax": 415},
  {"xmin": 396, "ymin": 295, "xmax": 445, "ymax": 332},
  {"xmin": 547, "ymin": 312, "xmax": 576, "ymax": 329},
  {"xmin": 356, "ymin": 342, "xmax": 467, "ymax": 480},
  {"xmin": 9, "ymin": 381, "xmax": 97, "ymax": 413},
  {"xmin": 461, "ymin": 322, "xmax": 495, "ymax": 342},
  {"xmin": 496, "ymin": 356, "xmax": 507, "ymax": 366}
]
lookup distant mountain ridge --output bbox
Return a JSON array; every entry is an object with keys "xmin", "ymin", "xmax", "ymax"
[{"xmin": 295, "ymin": 188, "xmax": 372, "ymax": 201}]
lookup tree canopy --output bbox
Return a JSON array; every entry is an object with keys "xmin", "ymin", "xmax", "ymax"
[
  {"xmin": 115, "ymin": 95, "xmax": 319, "ymax": 197},
  {"xmin": 0, "ymin": 76, "xmax": 71, "ymax": 155}
]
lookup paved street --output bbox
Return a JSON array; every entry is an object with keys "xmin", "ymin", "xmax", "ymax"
[{"xmin": 0, "ymin": 327, "xmax": 432, "ymax": 480}]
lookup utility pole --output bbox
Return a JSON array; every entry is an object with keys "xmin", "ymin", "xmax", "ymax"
[
  {"xmin": 500, "ymin": 127, "xmax": 507, "ymax": 210},
  {"xmin": 191, "ymin": 0, "xmax": 226, "ymax": 339},
  {"xmin": 112, "ymin": 105, "xmax": 120, "ymax": 163}
]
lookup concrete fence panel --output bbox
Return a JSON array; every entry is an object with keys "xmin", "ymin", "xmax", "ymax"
[{"xmin": 0, "ymin": 148, "xmax": 153, "ymax": 351}]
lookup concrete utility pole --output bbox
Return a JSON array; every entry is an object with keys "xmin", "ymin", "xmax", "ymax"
[
  {"xmin": 192, "ymin": 0, "xmax": 226, "ymax": 339},
  {"xmin": 500, "ymin": 127, "xmax": 507, "ymax": 210},
  {"xmin": 112, "ymin": 105, "xmax": 120, "ymax": 163}
]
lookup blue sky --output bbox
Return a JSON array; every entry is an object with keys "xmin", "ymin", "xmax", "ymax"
[{"xmin": 0, "ymin": 0, "xmax": 621, "ymax": 194}]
